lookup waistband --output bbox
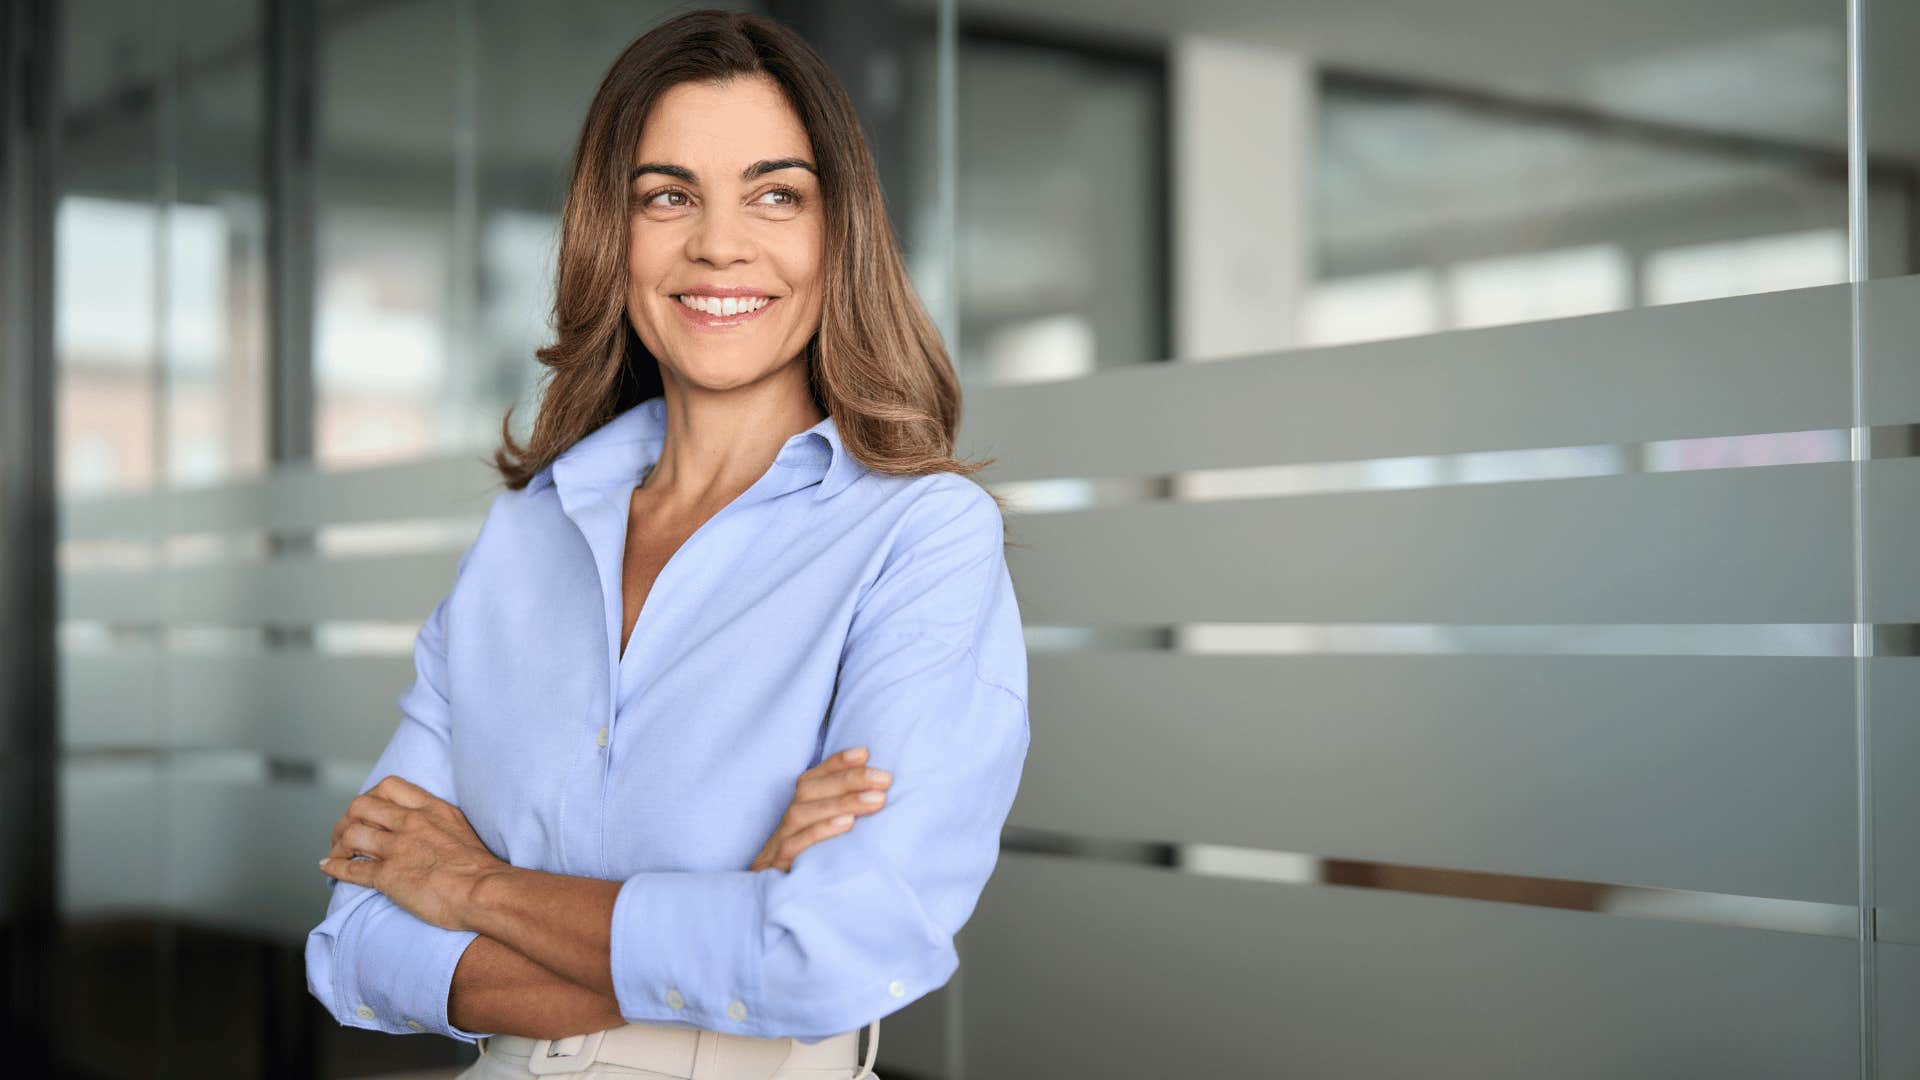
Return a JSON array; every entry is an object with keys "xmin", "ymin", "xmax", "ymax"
[{"xmin": 479, "ymin": 1017, "xmax": 879, "ymax": 1078}]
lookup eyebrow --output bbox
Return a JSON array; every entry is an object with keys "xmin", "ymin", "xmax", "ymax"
[{"xmin": 630, "ymin": 158, "xmax": 817, "ymax": 184}]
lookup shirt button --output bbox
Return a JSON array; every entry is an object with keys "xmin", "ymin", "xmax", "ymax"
[
  {"xmin": 404, "ymin": 1018, "xmax": 426, "ymax": 1032},
  {"xmin": 354, "ymin": 1004, "xmax": 375, "ymax": 1020},
  {"xmin": 726, "ymin": 999, "xmax": 747, "ymax": 1022},
  {"xmin": 596, "ymin": 726, "xmax": 609, "ymax": 747},
  {"xmin": 665, "ymin": 989, "xmax": 685, "ymax": 1010},
  {"xmin": 888, "ymin": 980, "xmax": 906, "ymax": 998}
]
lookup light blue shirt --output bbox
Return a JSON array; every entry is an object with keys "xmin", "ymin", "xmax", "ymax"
[{"xmin": 303, "ymin": 394, "xmax": 1030, "ymax": 1043}]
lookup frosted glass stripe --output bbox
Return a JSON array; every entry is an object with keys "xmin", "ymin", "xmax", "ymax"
[
  {"xmin": 1026, "ymin": 622, "xmax": 1919, "ymax": 657},
  {"xmin": 1006, "ymin": 463, "xmax": 1856, "ymax": 626},
  {"xmin": 1864, "ymin": 273, "xmax": 1920, "ymax": 425},
  {"xmin": 1014, "ymin": 652, "xmax": 1855, "ymax": 905},
  {"xmin": 1002, "ymin": 827, "xmax": 1856, "ymax": 938},
  {"xmin": 994, "ymin": 425, "xmax": 1915, "ymax": 514},
  {"xmin": 60, "ymin": 550, "xmax": 458, "ymax": 623},
  {"xmin": 959, "ymin": 280, "xmax": 1855, "ymax": 484},
  {"xmin": 1868, "ymin": 456, "xmax": 1920, "ymax": 622},
  {"xmin": 963, "ymin": 857, "xmax": 1858, "ymax": 1079},
  {"xmin": 1876, "ymin": 659, "xmax": 1920, "ymax": 928},
  {"xmin": 58, "ymin": 452, "xmax": 499, "ymax": 541},
  {"xmin": 60, "ymin": 651, "xmax": 417, "ymax": 762}
]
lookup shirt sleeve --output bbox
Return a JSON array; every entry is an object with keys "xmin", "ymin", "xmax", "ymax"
[
  {"xmin": 608, "ymin": 479, "xmax": 1031, "ymax": 1040},
  {"xmin": 304, "ymin": 544, "xmax": 495, "ymax": 1044}
]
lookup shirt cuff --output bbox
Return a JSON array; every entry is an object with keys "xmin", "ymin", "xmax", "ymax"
[
  {"xmin": 609, "ymin": 868, "xmax": 768, "ymax": 1033},
  {"xmin": 608, "ymin": 861, "xmax": 963, "ymax": 1041},
  {"xmin": 337, "ymin": 890, "xmax": 493, "ymax": 1043}
]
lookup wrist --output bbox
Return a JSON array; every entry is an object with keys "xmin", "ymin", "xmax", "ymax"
[{"xmin": 462, "ymin": 861, "xmax": 521, "ymax": 936}]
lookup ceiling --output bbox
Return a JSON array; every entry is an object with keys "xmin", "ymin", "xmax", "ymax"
[{"xmin": 945, "ymin": 0, "xmax": 1917, "ymax": 162}]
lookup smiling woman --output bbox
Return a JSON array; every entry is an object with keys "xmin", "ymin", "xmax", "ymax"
[
  {"xmin": 486, "ymin": 8, "xmax": 1005, "ymax": 497},
  {"xmin": 302, "ymin": 9, "xmax": 1030, "ymax": 1080},
  {"xmin": 627, "ymin": 80, "xmax": 823, "ymax": 358}
]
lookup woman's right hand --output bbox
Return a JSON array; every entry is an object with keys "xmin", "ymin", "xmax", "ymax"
[{"xmin": 749, "ymin": 745, "xmax": 893, "ymax": 873}]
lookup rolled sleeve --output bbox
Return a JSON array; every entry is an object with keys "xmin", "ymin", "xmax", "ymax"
[
  {"xmin": 306, "ymin": 878, "xmax": 488, "ymax": 1041},
  {"xmin": 609, "ymin": 479, "xmax": 1031, "ymax": 1039},
  {"xmin": 303, "ymin": 546, "xmax": 496, "ymax": 1044}
]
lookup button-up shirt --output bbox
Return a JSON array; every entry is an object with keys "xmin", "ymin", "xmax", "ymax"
[{"xmin": 303, "ymin": 394, "xmax": 1031, "ymax": 1043}]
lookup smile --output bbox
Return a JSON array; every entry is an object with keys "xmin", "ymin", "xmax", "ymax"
[
  {"xmin": 677, "ymin": 293, "xmax": 772, "ymax": 316},
  {"xmin": 672, "ymin": 293, "xmax": 778, "ymax": 331}
]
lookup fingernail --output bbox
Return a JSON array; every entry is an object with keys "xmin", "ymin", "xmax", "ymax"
[
  {"xmin": 832, "ymin": 814, "xmax": 854, "ymax": 827},
  {"xmin": 317, "ymin": 858, "xmax": 328, "ymax": 870},
  {"xmin": 858, "ymin": 790, "xmax": 885, "ymax": 804},
  {"xmin": 867, "ymin": 768, "xmax": 891, "ymax": 784}
]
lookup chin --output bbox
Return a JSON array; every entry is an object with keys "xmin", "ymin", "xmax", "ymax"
[{"xmin": 676, "ymin": 356, "xmax": 788, "ymax": 391}]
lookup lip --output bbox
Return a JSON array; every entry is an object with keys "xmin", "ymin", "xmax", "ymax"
[
  {"xmin": 671, "ymin": 293, "xmax": 780, "ymax": 331},
  {"xmin": 674, "ymin": 284, "xmax": 773, "ymax": 298}
]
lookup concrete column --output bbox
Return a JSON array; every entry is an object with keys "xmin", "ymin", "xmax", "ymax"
[{"xmin": 1170, "ymin": 35, "xmax": 1315, "ymax": 361}]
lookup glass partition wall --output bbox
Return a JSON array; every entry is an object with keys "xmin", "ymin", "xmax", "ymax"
[{"xmin": 6, "ymin": 0, "xmax": 1914, "ymax": 1076}]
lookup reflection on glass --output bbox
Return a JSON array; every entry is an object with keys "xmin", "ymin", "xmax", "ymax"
[
  {"xmin": 315, "ymin": 0, "xmax": 459, "ymax": 468},
  {"xmin": 1641, "ymin": 227, "xmax": 1847, "ymax": 305},
  {"xmin": 949, "ymin": 3, "xmax": 1851, "ymax": 369},
  {"xmin": 957, "ymin": 31, "xmax": 1163, "ymax": 380},
  {"xmin": 1313, "ymin": 70, "xmax": 1849, "ymax": 347},
  {"xmin": 1445, "ymin": 244, "xmax": 1630, "ymax": 330}
]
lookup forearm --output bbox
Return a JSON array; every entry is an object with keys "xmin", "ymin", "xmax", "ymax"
[
  {"xmin": 449, "ymin": 933, "xmax": 625, "ymax": 1039},
  {"xmin": 465, "ymin": 866, "xmax": 624, "ymax": 1001}
]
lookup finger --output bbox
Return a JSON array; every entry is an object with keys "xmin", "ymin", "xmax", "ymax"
[
  {"xmin": 796, "ymin": 747, "xmax": 866, "ymax": 784},
  {"xmin": 339, "ymin": 820, "xmax": 390, "ymax": 858},
  {"xmin": 789, "ymin": 752, "xmax": 863, "ymax": 799},
  {"xmin": 327, "ymin": 828, "xmax": 389, "ymax": 861},
  {"xmin": 345, "ymin": 793, "xmax": 406, "ymax": 831},
  {"xmin": 318, "ymin": 855, "xmax": 374, "ymax": 885},
  {"xmin": 371, "ymin": 774, "xmax": 435, "ymax": 809},
  {"xmin": 777, "ymin": 813, "xmax": 855, "ymax": 863},
  {"xmin": 786, "ymin": 788, "xmax": 887, "ymax": 832},
  {"xmin": 794, "ymin": 763, "xmax": 892, "ymax": 804}
]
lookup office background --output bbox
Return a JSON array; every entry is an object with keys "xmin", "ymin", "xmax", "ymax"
[{"xmin": 1, "ymin": 0, "xmax": 1915, "ymax": 1077}]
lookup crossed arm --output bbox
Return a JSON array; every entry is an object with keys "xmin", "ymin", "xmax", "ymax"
[
  {"xmin": 320, "ymin": 745, "xmax": 895, "ymax": 1040},
  {"xmin": 449, "ymin": 932, "xmax": 625, "ymax": 1039}
]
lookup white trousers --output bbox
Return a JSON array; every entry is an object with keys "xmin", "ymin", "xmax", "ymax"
[{"xmin": 455, "ymin": 1019, "xmax": 882, "ymax": 1080}]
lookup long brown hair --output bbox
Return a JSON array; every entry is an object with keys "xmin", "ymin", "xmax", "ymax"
[{"xmin": 491, "ymin": 9, "xmax": 1011, "ymax": 524}]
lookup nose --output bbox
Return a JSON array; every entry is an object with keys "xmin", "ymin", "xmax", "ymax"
[{"xmin": 684, "ymin": 202, "xmax": 755, "ymax": 267}]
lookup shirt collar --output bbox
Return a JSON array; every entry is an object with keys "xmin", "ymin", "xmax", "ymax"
[{"xmin": 527, "ymin": 395, "xmax": 862, "ymax": 504}]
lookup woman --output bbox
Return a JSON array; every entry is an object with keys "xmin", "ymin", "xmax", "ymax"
[{"xmin": 303, "ymin": 10, "xmax": 1030, "ymax": 1080}]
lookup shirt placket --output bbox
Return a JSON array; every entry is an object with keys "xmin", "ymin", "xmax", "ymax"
[{"xmin": 596, "ymin": 455, "xmax": 819, "ymax": 876}]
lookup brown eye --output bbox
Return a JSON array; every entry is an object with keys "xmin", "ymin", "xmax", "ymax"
[{"xmin": 644, "ymin": 189, "xmax": 691, "ymax": 209}]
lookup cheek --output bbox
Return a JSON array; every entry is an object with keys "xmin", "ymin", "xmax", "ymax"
[
  {"xmin": 627, "ymin": 221, "xmax": 666, "ymax": 294},
  {"xmin": 781, "ymin": 228, "xmax": 826, "ymax": 299}
]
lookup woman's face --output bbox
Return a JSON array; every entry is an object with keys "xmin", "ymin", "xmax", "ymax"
[{"xmin": 626, "ymin": 75, "xmax": 826, "ymax": 392}]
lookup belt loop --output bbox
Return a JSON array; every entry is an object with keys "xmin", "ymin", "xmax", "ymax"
[{"xmin": 690, "ymin": 1028, "xmax": 718, "ymax": 1080}]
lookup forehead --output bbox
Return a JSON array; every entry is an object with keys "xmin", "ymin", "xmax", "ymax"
[{"xmin": 633, "ymin": 75, "xmax": 814, "ymax": 164}]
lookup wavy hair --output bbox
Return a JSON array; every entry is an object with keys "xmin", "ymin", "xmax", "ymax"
[{"xmin": 491, "ymin": 8, "xmax": 1011, "ymax": 526}]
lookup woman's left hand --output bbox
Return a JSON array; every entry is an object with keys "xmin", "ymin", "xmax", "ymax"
[{"xmin": 317, "ymin": 775, "xmax": 507, "ymax": 933}]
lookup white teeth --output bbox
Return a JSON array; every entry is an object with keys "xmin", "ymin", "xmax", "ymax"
[{"xmin": 677, "ymin": 294, "xmax": 771, "ymax": 316}]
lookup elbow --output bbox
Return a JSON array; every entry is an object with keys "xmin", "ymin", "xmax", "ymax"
[
  {"xmin": 759, "ymin": 862, "xmax": 973, "ymax": 1037},
  {"xmin": 303, "ymin": 924, "xmax": 351, "ymax": 1027},
  {"xmin": 760, "ymin": 926, "xmax": 960, "ymax": 1038}
]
